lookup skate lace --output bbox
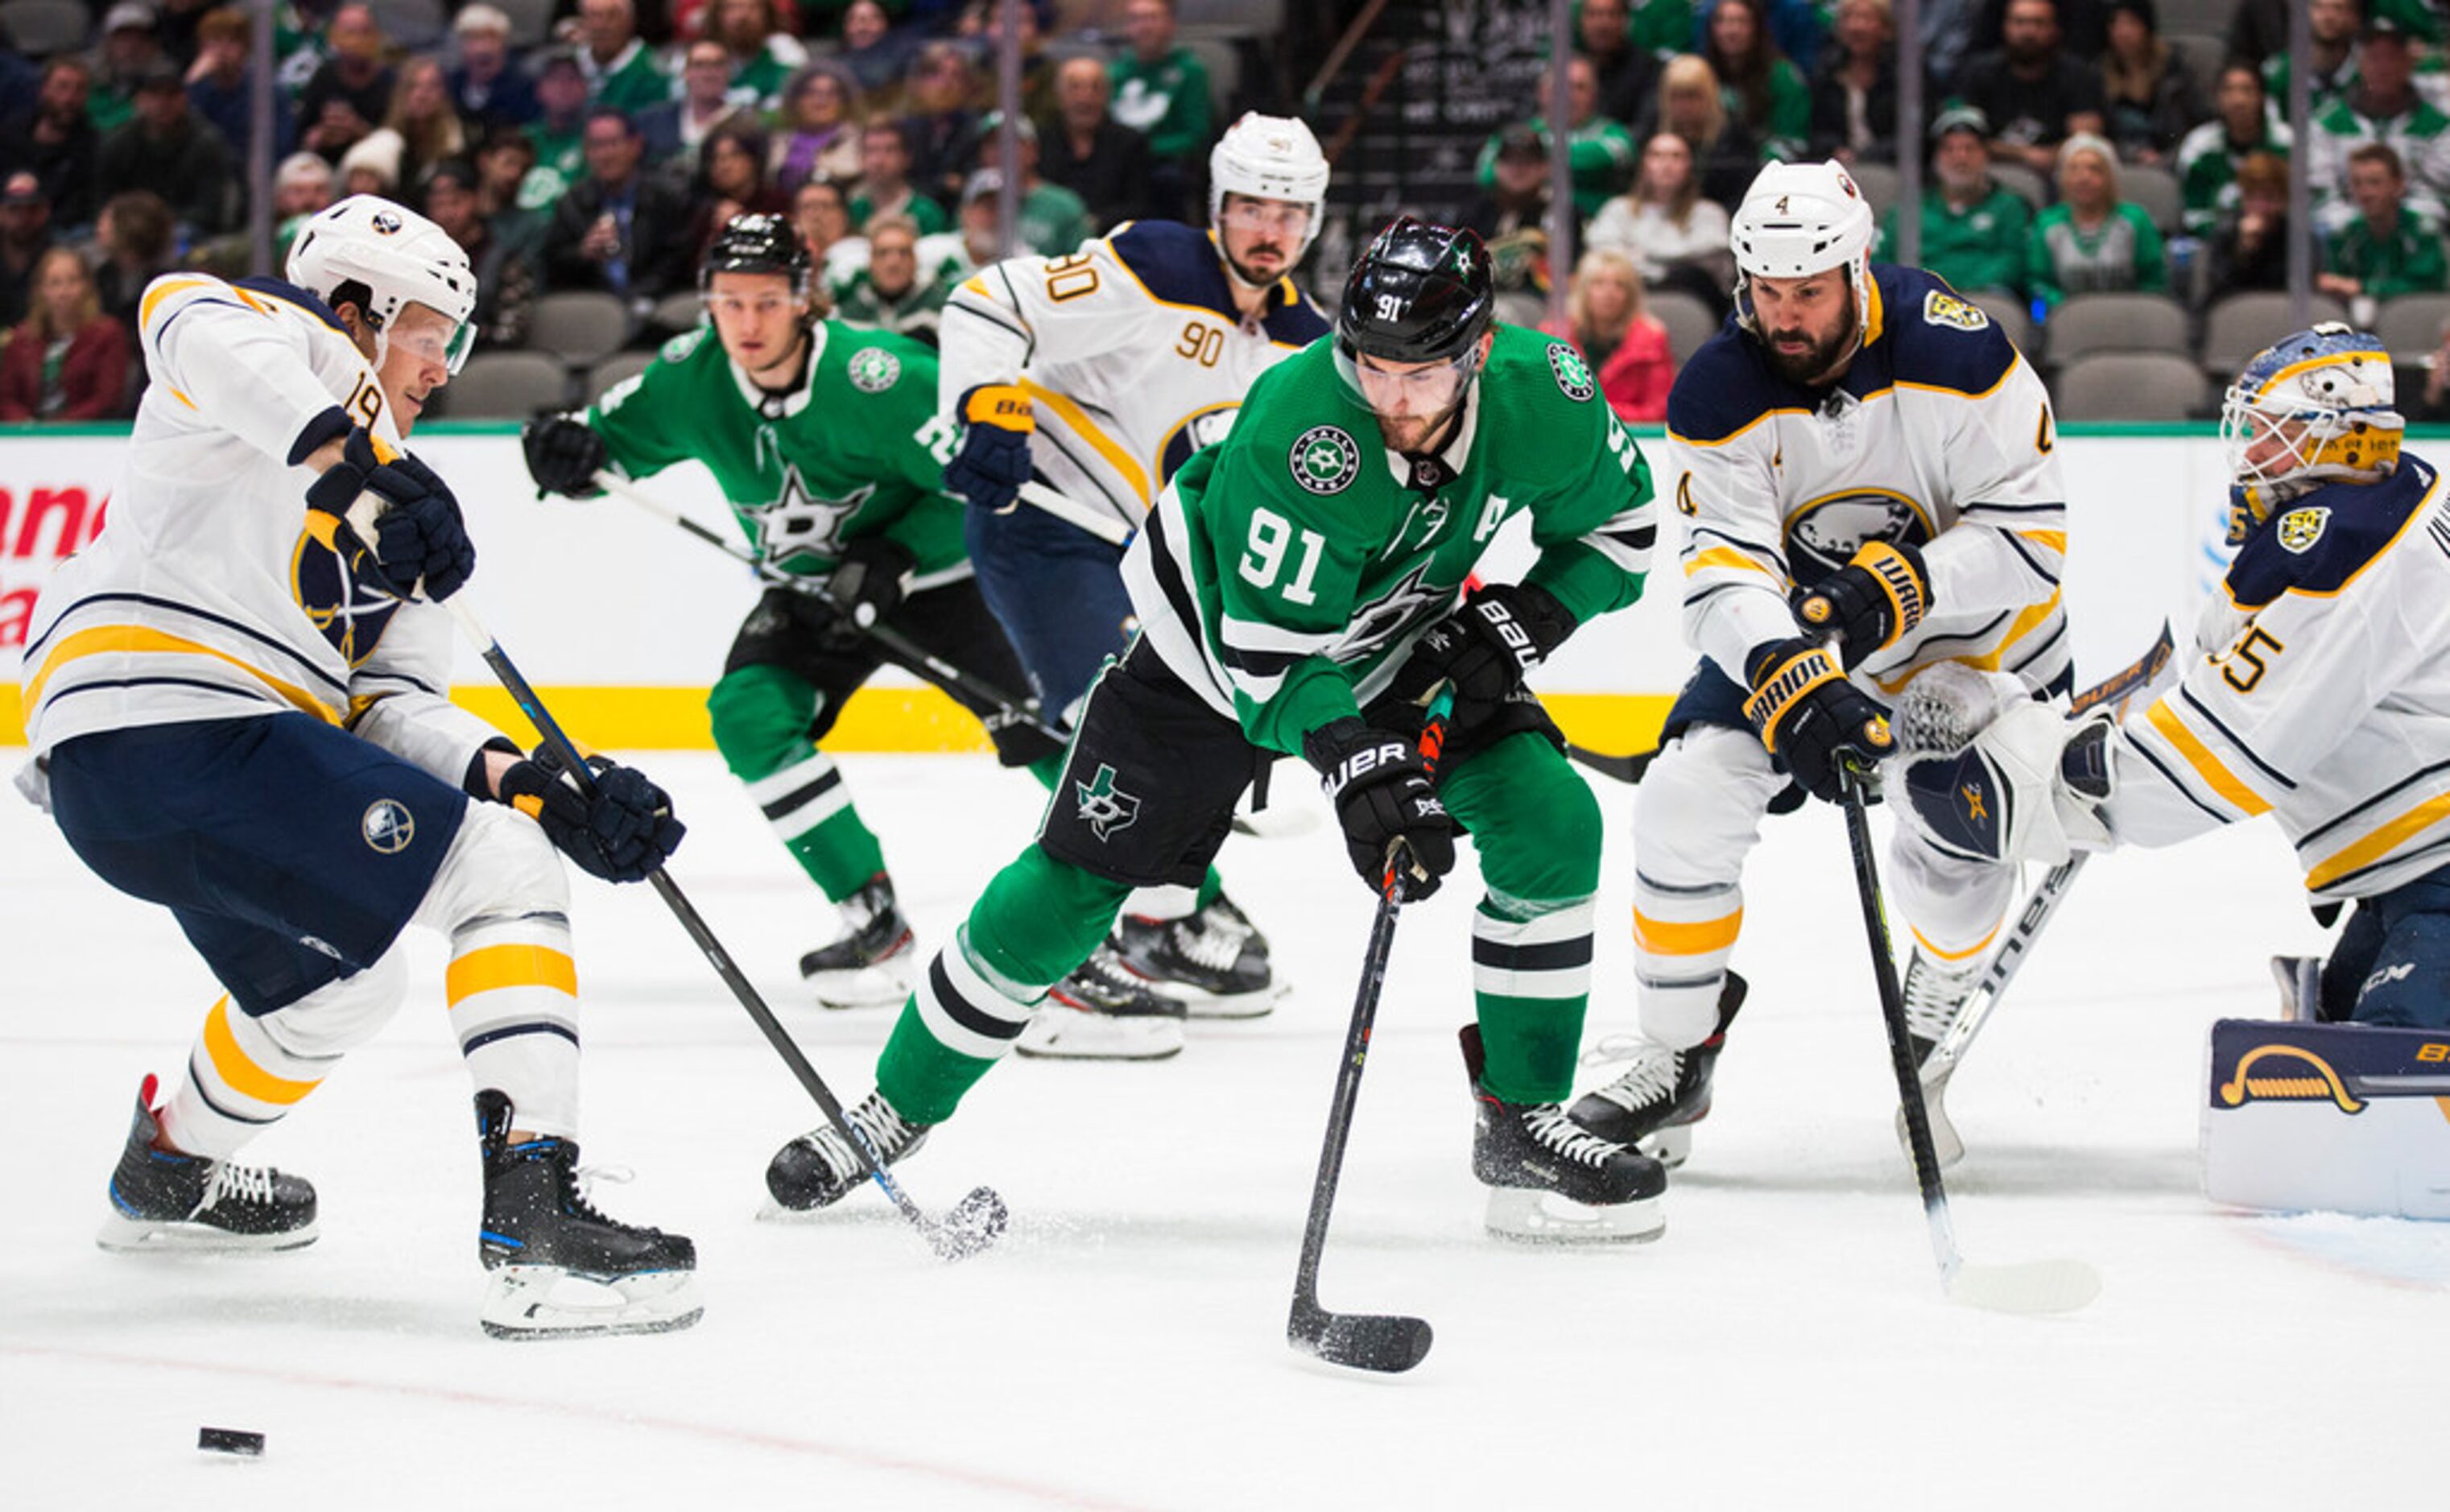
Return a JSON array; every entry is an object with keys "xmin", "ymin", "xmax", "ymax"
[
  {"xmin": 1525, "ymin": 1105, "xmax": 1623, "ymax": 1169},
  {"xmin": 1903, "ymin": 956, "xmax": 1981, "ymax": 1043},
  {"xmin": 560, "ymin": 1159, "xmax": 663, "ymax": 1234},
  {"xmin": 814, "ymin": 1098, "xmax": 915, "ymax": 1178},
  {"xmin": 1171, "ymin": 919, "xmax": 1245, "ymax": 973},
  {"xmin": 198, "ymin": 1160, "xmax": 275, "ymax": 1212},
  {"xmin": 1576, "ymin": 1035, "xmax": 1682, "ymax": 1113}
]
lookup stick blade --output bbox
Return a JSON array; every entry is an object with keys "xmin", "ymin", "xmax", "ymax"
[
  {"xmin": 1289, "ymin": 1305, "xmax": 1435, "ymax": 1374},
  {"xmin": 925, "ymin": 1186, "xmax": 1009, "ymax": 1262},
  {"xmin": 1948, "ymin": 1258, "xmax": 2101, "ymax": 1316}
]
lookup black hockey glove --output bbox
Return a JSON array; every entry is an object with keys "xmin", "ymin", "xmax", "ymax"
[
  {"xmin": 1795, "ymin": 539, "xmax": 1931, "ymax": 669},
  {"xmin": 810, "ymin": 535, "xmax": 919, "ymax": 649},
  {"xmin": 1388, "ymin": 581, "xmax": 1577, "ymax": 706},
  {"xmin": 498, "ymin": 743, "xmax": 687, "ymax": 884},
  {"xmin": 304, "ymin": 427, "xmax": 476, "ymax": 601},
  {"xmin": 1741, "ymin": 636, "xmax": 1893, "ymax": 804},
  {"xmin": 1304, "ymin": 717, "xmax": 1456, "ymax": 900},
  {"xmin": 942, "ymin": 383, "xmax": 1035, "ymax": 513},
  {"xmin": 521, "ymin": 415, "xmax": 609, "ymax": 499}
]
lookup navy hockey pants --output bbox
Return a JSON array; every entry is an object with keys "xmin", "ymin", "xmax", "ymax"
[
  {"xmin": 2320, "ymin": 866, "xmax": 2450, "ymax": 1029},
  {"xmin": 964, "ymin": 492, "xmax": 1134, "ymax": 723}
]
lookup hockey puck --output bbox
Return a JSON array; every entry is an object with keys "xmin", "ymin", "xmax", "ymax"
[{"xmin": 198, "ymin": 1427, "xmax": 266, "ymax": 1456}]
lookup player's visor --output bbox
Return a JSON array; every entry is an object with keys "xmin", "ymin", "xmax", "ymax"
[
  {"xmin": 390, "ymin": 318, "xmax": 476, "ymax": 375},
  {"xmin": 1333, "ymin": 342, "xmax": 1482, "ymax": 419}
]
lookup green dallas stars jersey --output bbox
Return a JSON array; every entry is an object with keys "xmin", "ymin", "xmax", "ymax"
[
  {"xmin": 585, "ymin": 318, "xmax": 969, "ymax": 582},
  {"xmin": 1121, "ymin": 324, "xmax": 1658, "ymax": 757}
]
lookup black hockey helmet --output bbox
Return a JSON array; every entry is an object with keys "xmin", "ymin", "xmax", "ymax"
[
  {"xmin": 1335, "ymin": 216, "xmax": 1494, "ymax": 366},
  {"xmin": 701, "ymin": 212, "xmax": 812, "ymax": 297}
]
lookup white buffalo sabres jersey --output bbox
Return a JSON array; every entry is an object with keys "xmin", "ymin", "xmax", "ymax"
[
  {"xmin": 18, "ymin": 273, "xmax": 496, "ymax": 788},
  {"xmin": 2098, "ymin": 459, "xmax": 2450, "ymax": 901},
  {"xmin": 936, "ymin": 220, "xmax": 1329, "ymax": 531},
  {"xmin": 1666, "ymin": 264, "xmax": 2069, "ymax": 697}
]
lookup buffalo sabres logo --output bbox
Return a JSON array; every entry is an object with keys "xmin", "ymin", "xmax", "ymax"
[
  {"xmin": 362, "ymin": 798, "xmax": 415, "ymax": 853},
  {"xmin": 754, "ymin": 467, "xmax": 875, "ymax": 568},
  {"xmin": 1159, "ymin": 403, "xmax": 1241, "ymax": 485},
  {"xmin": 1547, "ymin": 341, "xmax": 1596, "ymax": 403},
  {"xmin": 370, "ymin": 209, "xmax": 403, "ymax": 234},
  {"xmin": 1786, "ymin": 489, "xmax": 1935, "ymax": 585},
  {"xmin": 293, "ymin": 528, "xmax": 403, "ymax": 665},
  {"xmin": 847, "ymin": 345, "xmax": 901, "ymax": 394},
  {"xmin": 2276, "ymin": 506, "xmax": 2329, "ymax": 554},
  {"xmin": 1074, "ymin": 763, "xmax": 1142, "ymax": 841},
  {"xmin": 1290, "ymin": 424, "xmax": 1361, "ymax": 495}
]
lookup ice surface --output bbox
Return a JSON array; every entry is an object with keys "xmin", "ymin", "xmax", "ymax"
[{"xmin": 4, "ymin": 751, "xmax": 2444, "ymax": 1509}]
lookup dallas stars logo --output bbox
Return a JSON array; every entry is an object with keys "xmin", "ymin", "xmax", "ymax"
[
  {"xmin": 1289, "ymin": 424, "xmax": 1359, "ymax": 495},
  {"xmin": 1074, "ymin": 763, "xmax": 1142, "ymax": 841},
  {"xmin": 1327, "ymin": 561, "xmax": 1446, "ymax": 663},
  {"xmin": 1547, "ymin": 341, "xmax": 1595, "ymax": 403},
  {"xmin": 754, "ymin": 467, "xmax": 876, "ymax": 568}
]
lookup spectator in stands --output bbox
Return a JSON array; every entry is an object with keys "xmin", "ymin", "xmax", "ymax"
[
  {"xmin": 691, "ymin": 121, "xmax": 791, "ymax": 263},
  {"xmin": 2, "ymin": 59, "xmax": 101, "ymax": 229},
  {"xmin": 448, "ymin": 5, "xmax": 539, "ymax": 135},
  {"xmin": 830, "ymin": 212, "xmax": 949, "ymax": 341},
  {"xmin": 295, "ymin": 3, "xmax": 392, "ymax": 166},
  {"xmin": 641, "ymin": 39, "xmax": 751, "ymax": 171},
  {"xmin": 99, "ymin": 64, "xmax": 236, "ymax": 238},
  {"xmin": 1704, "ymin": 0, "xmax": 1811, "ymax": 163},
  {"xmin": 577, "ymin": 0, "xmax": 672, "ymax": 116},
  {"xmin": 90, "ymin": 190, "xmax": 176, "ymax": 345},
  {"xmin": 968, "ymin": 114, "xmax": 1092, "ymax": 254},
  {"xmin": 1542, "ymin": 246, "xmax": 1672, "ymax": 422},
  {"xmin": 956, "ymin": 1, "xmax": 1061, "ymax": 126},
  {"xmin": 2415, "ymin": 312, "xmax": 2450, "ymax": 421},
  {"xmin": 793, "ymin": 175, "xmax": 857, "ymax": 271},
  {"xmin": 1461, "ymin": 123, "xmax": 1558, "ymax": 312},
  {"xmin": 1481, "ymin": 56, "xmax": 1636, "ymax": 220},
  {"xmin": 1878, "ymin": 104, "xmax": 2031, "ymax": 299},
  {"xmin": 906, "ymin": 41, "xmax": 982, "ymax": 209},
  {"xmin": 186, "ymin": 6, "xmax": 287, "ymax": 164},
  {"xmin": 1919, "ymin": 0, "xmax": 1985, "ymax": 97},
  {"xmin": 713, "ymin": 0, "xmax": 806, "ymax": 110},
  {"xmin": 524, "ymin": 48, "xmax": 593, "ymax": 204},
  {"xmin": 423, "ymin": 159, "xmax": 536, "ymax": 351},
  {"xmin": 1958, "ymin": 0, "xmax": 2109, "ymax": 178},
  {"xmin": 2028, "ymin": 130, "xmax": 2167, "ymax": 308},
  {"xmin": 1589, "ymin": 130, "xmax": 1737, "ymax": 310},
  {"xmin": 1654, "ymin": 53, "xmax": 1761, "ymax": 210},
  {"xmin": 2200, "ymin": 148, "xmax": 2291, "ymax": 300},
  {"xmin": 545, "ymin": 107, "xmax": 697, "ymax": 309},
  {"xmin": 1808, "ymin": 0, "xmax": 1901, "ymax": 165},
  {"xmin": 271, "ymin": 150, "xmax": 333, "ymax": 257},
  {"xmin": 2307, "ymin": 17, "xmax": 2450, "ymax": 232},
  {"xmin": 2320, "ymin": 141, "xmax": 2449, "ymax": 320},
  {"xmin": 855, "ymin": 118, "xmax": 951, "ymax": 233},
  {"xmin": 2262, "ymin": 0, "xmax": 2363, "ymax": 118},
  {"xmin": 772, "ymin": 61, "xmax": 866, "ymax": 194},
  {"xmin": 1578, "ymin": 0, "xmax": 1661, "ymax": 127},
  {"xmin": 383, "ymin": 56, "xmax": 468, "ymax": 191},
  {"xmin": 1041, "ymin": 56, "xmax": 1158, "ymax": 231},
  {"xmin": 837, "ymin": 0, "xmax": 915, "ymax": 105},
  {"xmin": 473, "ymin": 127, "xmax": 548, "ymax": 269},
  {"xmin": 89, "ymin": 2, "xmax": 169, "ymax": 138},
  {"xmin": 0, "ymin": 248, "xmax": 131, "ymax": 421},
  {"xmin": 2097, "ymin": 0, "xmax": 2201, "ymax": 163},
  {"xmin": 1111, "ymin": 0, "xmax": 1211, "ymax": 214},
  {"xmin": 0, "ymin": 173, "xmax": 54, "ymax": 331},
  {"xmin": 2177, "ymin": 63, "xmax": 2291, "ymax": 239},
  {"xmin": 337, "ymin": 127, "xmax": 402, "ymax": 197}
]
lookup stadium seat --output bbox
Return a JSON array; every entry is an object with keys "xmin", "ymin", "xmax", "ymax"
[
  {"xmin": 1848, "ymin": 160, "xmax": 1901, "ymax": 217},
  {"xmin": 1647, "ymin": 290, "xmax": 1721, "ymax": 366},
  {"xmin": 2374, "ymin": 292, "xmax": 2450, "ymax": 365},
  {"xmin": 587, "ymin": 349, "xmax": 655, "ymax": 404},
  {"xmin": 2043, "ymin": 291, "xmax": 2188, "ymax": 367},
  {"xmin": 1184, "ymin": 36, "xmax": 1240, "ymax": 117},
  {"xmin": 2122, "ymin": 163, "xmax": 2183, "ymax": 236},
  {"xmin": 2053, "ymin": 352, "xmax": 2212, "ymax": 420},
  {"xmin": 368, "ymin": 0, "xmax": 446, "ymax": 51},
  {"xmin": 2165, "ymin": 31, "xmax": 2228, "ymax": 113},
  {"xmin": 2200, "ymin": 292, "xmax": 2351, "ymax": 378},
  {"xmin": 1990, "ymin": 162, "xmax": 2047, "ymax": 211},
  {"xmin": 647, "ymin": 288, "xmax": 704, "ymax": 336},
  {"xmin": 494, "ymin": 0, "xmax": 553, "ymax": 48},
  {"xmin": 527, "ymin": 291, "xmax": 634, "ymax": 369},
  {"xmin": 434, "ymin": 351, "xmax": 572, "ymax": 419},
  {"xmin": 1178, "ymin": 0, "xmax": 1280, "ymax": 35},
  {"xmin": 1967, "ymin": 291, "xmax": 2035, "ymax": 361},
  {"xmin": 0, "ymin": 0, "xmax": 89, "ymax": 56}
]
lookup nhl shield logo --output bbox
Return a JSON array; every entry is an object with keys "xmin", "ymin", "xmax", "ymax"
[
  {"xmin": 1547, "ymin": 341, "xmax": 1596, "ymax": 402},
  {"xmin": 362, "ymin": 798, "xmax": 415, "ymax": 854},
  {"xmin": 2276, "ymin": 506, "xmax": 2329, "ymax": 554},
  {"xmin": 1074, "ymin": 763, "xmax": 1142, "ymax": 841},
  {"xmin": 847, "ymin": 346, "xmax": 901, "ymax": 393},
  {"xmin": 1290, "ymin": 425, "xmax": 1361, "ymax": 495}
]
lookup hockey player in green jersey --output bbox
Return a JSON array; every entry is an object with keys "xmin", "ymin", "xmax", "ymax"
[
  {"xmin": 767, "ymin": 218, "xmax": 1673, "ymax": 1240},
  {"xmin": 520, "ymin": 215, "xmax": 1064, "ymax": 1008}
]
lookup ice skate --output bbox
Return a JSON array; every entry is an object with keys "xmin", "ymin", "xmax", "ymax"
[
  {"xmin": 1569, "ymin": 973, "xmax": 1747, "ymax": 1167},
  {"xmin": 96, "ymin": 1076, "xmax": 318, "ymax": 1253},
  {"xmin": 1112, "ymin": 899, "xmax": 1285, "ymax": 1018},
  {"xmin": 1013, "ymin": 944, "xmax": 1188, "ymax": 1060},
  {"xmin": 1463, "ymin": 1027, "xmax": 1665, "ymax": 1242},
  {"xmin": 474, "ymin": 1091, "xmax": 700, "ymax": 1339},
  {"xmin": 799, "ymin": 875, "xmax": 917, "ymax": 1010},
  {"xmin": 765, "ymin": 1090, "xmax": 931, "ymax": 1212},
  {"xmin": 1903, "ymin": 947, "xmax": 1984, "ymax": 1068}
]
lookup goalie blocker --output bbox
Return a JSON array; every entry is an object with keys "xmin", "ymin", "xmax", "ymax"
[{"xmin": 2202, "ymin": 1016, "xmax": 2450, "ymax": 1221}]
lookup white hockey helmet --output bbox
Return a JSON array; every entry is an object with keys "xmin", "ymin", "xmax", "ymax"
[
  {"xmin": 1729, "ymin": 159, "xmax": 1877, "ymax": 344},
  {"xmin": 286, "ymin": 194, "xmax": 479, "ymax": 373},
  {"xmin": 2220, "ymin": 322, "xmax": 2403, "ymax": 542},
  {"xmin": 1208, "ymin": 112, "xmax": 1330, "ymax": 263}
]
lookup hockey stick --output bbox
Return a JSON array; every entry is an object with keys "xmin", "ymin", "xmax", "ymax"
[
  {"xmin": 440, "ymin": 595, "xmax": 1009, "ymax": 1262},
  {"xmin": 588, "ymin": 471, "xmax": 1068, "ymax": 747},
  {"xmin": 1288, "ymin": 688, "xmax": 1454, "ymax": 1374},
  {"xmin": 1018, "ymin": 479, "xmax": 1134, "ymax": 547},
  {"xmin": 1564, "ymin": 742, "xmax": 1659, "ymax": 784},
  {"xmin": 1907, "ymin": 620, "xmax": 2179, "ymax": 1167},
  {"xmin": 1838, "ymin": 758, "xmax": 2100, "ymax": 1315}
]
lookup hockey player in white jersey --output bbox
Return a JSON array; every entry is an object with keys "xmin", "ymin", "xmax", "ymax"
[
  {"xmin": 1572, "ymin": 160, "xmax": 2072, "ymax": 1166},
  {"xmin": 14, "ymin": 196, "xmax": 695, "ymax": 1338},
  {"xmin": 932, "ymin": 111, "xmax": 1332, "ymax": 1055},
  {"xmin": 1899, "ymin": 324, "xmax": 2450, "ymax": 1031}
]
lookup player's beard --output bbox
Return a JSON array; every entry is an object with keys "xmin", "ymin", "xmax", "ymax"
[
  {"xmin": 1761, "ymin": 289, "xmax": 1859, "ymax": 386},
  {"xmin": 1225, "ymin": 239, "xmax": 1290, "ymax": 288}
]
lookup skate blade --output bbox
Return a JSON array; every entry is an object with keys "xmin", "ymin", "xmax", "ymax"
[
  {"xmin": 804, "ymin": 956, "xmax": 917, "ymax": 1011},
  {"xmin": 1483, "ymin": 1188, "xmax": 1665, "ymax": 1244},
  {"xmin": 1181, "ymin": 979, "xmax": 1291, "ymax": 1020},
  {"xmin": 480, "ymin": 1266, "xmax": 704, "ymax": 1339},
  {"xmin": 1631, "ymin": 1125, "xmax": 1694, "ymax": 1170},
  {"xmin": 96, "ymin": 1213, "xmax": 320, "ymax": 1254},
  {"xmin": 1014, "ymin": 1010, "xmax": 1186, "ymax": 1061}
]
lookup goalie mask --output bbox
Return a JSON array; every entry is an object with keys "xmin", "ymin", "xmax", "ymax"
[
  {"xmin": 2220, "ymin": 323, "xmax": 2403, "ymax": 544},
  {"xmin": 287, "ymin": 194, "xmax": 477, "ymax": 374}
]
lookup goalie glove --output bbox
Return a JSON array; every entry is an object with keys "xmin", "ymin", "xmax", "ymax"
[
  {"xmin": 943, "ymin": 383, "xmax": 1035, "ymax": 513},
  {"xmin": 1895, "ymin": 700, "xmax": 2116, "ymax": 866},
  {"xmin": 494, "ymin": 743, "xmax": 687, "ymax": 884},
  {"xmin": 1795, "ymin": 539, "xmax": 1931, "ymax": 668}
]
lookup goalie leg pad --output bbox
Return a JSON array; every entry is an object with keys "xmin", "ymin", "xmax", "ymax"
[{"xmin": 2202, "ymin": 1017, "xmax": 2450, "ymax": 1219}]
